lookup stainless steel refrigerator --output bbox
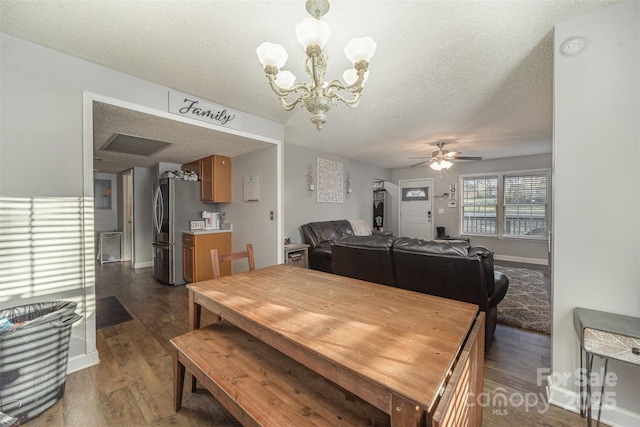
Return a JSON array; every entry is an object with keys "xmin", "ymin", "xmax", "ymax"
[{"xmin": 152, "ymin": 178, "xmax": 211, "ymax": 285}]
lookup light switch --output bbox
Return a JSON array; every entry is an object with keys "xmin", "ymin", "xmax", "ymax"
[{"xmin": 438, "ymin": 208, "xmax": 444, "ymax": 214}]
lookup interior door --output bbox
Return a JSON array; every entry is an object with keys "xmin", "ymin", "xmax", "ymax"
[
  {"xmin": 399, "ymin": 179, "xmax": 434, "ymax": 240},
  {"xmin": 122, "ymin": 170, "xmax": 133, "ymax": 262}
]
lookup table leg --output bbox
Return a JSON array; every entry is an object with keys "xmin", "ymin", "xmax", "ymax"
[
  {"xmin": 390, "ymin": 395, "xmax": 424, "ymax": 426},
  {"xmin": 188, "ymin": 290, "xmax": 201, "ymax": 331},
  {"xmin": 587, "ymin": 353, "xmax": 593, "ymax": 427},
  {"xmin": 596, "ymin": 358, "xmax": 608, "ymax": 427},
  {"xmin": 579, "ymin": 348, "xmax": 585, "ymax": 417},
  {"xmin": 188, "ymin": 289, "xmax": 200, "ymax": 392},
  {"xmin": 173, "ymin": 348, "xmax": 185, "ymax": 412}
]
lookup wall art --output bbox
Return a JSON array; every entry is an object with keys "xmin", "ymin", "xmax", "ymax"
[{"xmin": 317, "ymin": 158, "xmax": 343, "ymax": 203}]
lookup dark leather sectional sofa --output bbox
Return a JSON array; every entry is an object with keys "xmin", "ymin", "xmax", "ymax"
[
  {"xmin": 301, "ymin": 220, "xmax": 355, "ymax": 273},
  {"xmin": 330, "ymin": 234, "xmax": 509, "ymax": 349}
]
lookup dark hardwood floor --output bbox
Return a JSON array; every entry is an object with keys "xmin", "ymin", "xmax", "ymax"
[{"xmin": 22, "ymin": 261, "xmax": 598, "ymax": 426}]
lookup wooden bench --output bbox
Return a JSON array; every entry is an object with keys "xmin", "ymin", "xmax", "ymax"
[{"xmin": 170, "ymin": 321, "xmax": 390, "ymax": 427}]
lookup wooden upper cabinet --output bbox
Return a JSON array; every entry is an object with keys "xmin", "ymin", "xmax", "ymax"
[
  {"xmin": 200, "ymin": 155, "xmax": 231, "ymax": 203},
  {"xmin": 181, "ymin": 161, "xmax": 201, "ymax": 177}
]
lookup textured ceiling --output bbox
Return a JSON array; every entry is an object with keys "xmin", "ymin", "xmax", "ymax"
[
  {"xmin": 0, "ymin": 0, "xmax": 619, "ymax": 173},
  {"xmin": 92, "ymin": 102, "xmax": 273, "ymax": 172}
]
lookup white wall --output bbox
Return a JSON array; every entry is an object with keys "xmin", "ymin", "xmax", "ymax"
[
  {"xmin": 225, "ymin": 145, "xmax": 280, "ymax": 270},
  {"xmin": 0, "ymin": 33, "xmax": 284, "ymax": 372},
  {"xmin": 551, "ymin": 2, "xmax": 639, "ymax": 425},
  {"xmin": 393, "ymin": 154, "xmax": 552, "ymax": 263},
  {"xmin": 283, "ymin": 142, "xmax": 392, "ymax": 244}
]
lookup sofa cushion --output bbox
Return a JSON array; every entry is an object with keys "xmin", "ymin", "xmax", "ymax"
[
  {"xmin": 332, "ymin": 235, "xmax": 396, "ymax": 286},
  {"xmin": 335, "ymin": 235, "xmax": 395, "ymax": 249},
  {"xmin": 307, "ymin": 220, "xmax": 353, "ymax": 245},
  {"xmin": 331, "ymin": 220, "xmax": 354, "ymax": 239},
  {"xmin": 393, "ymin": 237, "xmax": 470, "ymax": 257}
]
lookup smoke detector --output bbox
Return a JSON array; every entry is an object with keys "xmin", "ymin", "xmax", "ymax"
[{"xmin": 560, "ymin": 37, "xmax": 586, "ymax": 56}]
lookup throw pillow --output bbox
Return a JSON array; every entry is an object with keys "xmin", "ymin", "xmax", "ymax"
[{"xmin": 348, "ymin": 218, "xmax": 372, "ymax": 236}]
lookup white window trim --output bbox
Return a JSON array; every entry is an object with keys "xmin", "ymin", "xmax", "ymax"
[{"xmin": 460, "ymin": 168, "xmax": 550, "ymax": 240}]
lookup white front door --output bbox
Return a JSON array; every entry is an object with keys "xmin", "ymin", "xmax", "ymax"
[{"xmin": 399, "ymin": 179, "xmax": 434, "ymax": 239}]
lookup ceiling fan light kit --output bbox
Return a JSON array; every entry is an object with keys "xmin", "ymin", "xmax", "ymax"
[
  {"xmin": 410, "ymin": 141, "xmax": 483, "ymax": 170},
  {"xmin": 256, "ymin": 0, "xmax": 376, "ymax": 131},
  {"xmin": 430, "ymin": 158, "xmax": 453, "ymax": 171}
]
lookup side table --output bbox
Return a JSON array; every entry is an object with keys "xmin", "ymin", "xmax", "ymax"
[
  {"xmin": 284, "ymin": 243, "xmax": 309, "ymax": 268},
  {"xmin": 573, "ymin": 307, "xmax": 640, "ymax": 426}
]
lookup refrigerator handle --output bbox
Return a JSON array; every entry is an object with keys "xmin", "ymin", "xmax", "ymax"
[{"xmin": 153, "ymin": 185, "xmax": 162, "ymax": 235}]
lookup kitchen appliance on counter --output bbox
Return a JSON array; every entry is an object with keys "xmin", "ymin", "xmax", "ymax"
[
  {"xmin": 153, "ymin": 178, "xmax": 213, "ymax": 285},
  {"xmin": 201, "ymin": 211, "xmax": 221, "ymax": 230}
]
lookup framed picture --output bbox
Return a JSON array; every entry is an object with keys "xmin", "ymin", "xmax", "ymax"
[
  {"xmin": 94, "ymin": 179, "xmax": 112, "ymax": 209},
  {"xmin": 317, "ymin": 158, "xmax": 343, "ymax": 203}
]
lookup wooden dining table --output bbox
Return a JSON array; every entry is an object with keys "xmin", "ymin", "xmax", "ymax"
[{"xmin": 187, "ymin": 264, "xmax": 485, "ymax": 426}]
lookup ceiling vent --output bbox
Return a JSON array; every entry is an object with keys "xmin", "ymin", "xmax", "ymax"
[{"xmin": 100, "ymin": 133, "xmax": 172, "ymax": 156}]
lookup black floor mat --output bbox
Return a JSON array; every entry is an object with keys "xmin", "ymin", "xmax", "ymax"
[{"xmin": 96, "ymin": 296, "xmax": 133, "ymax": 329}]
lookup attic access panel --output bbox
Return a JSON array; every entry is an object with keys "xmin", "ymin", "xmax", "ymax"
[{"xmin": 101, "ymin": 133, "xmax": 172, "ymax": 156}]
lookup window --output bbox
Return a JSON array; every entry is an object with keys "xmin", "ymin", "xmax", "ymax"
[
  {"xmin": 461, "ymin": 170, "xmax": 549, "ymax": 239},
  {"xmin": 504, "ymin": 174, "xmax": 548, "ymax": 237},
  {"xmin": 401, "ymin": 187, "xmax": 429, "ymax": 201},
  {"xmin": 462, "ymin": 176, "xmax": 498, "ymax": 235}
]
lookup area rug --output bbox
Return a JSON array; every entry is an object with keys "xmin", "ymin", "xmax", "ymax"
[
  {"xmin": 96, "ymin": 296, "xmax": 133, "ymax": 329},
  {"xmin": 495, "ymin": 266, "xmax": 551, "ymax": 335}
]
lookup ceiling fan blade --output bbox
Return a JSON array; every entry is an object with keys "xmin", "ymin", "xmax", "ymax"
[
  {"xmin": 454, "ymin": 156, "xmax": 483, "ymax": 161},
  {"xmin": 409, "ymin": 156, "xmax": 430, "ymax": 159},
  {"xmin": 410, "ymin": 160, "xmax": 430, "ymax": 167}
]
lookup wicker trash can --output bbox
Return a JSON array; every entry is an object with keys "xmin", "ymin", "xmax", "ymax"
[{"xmin": 0, "ymin": 301, "xmax": 81, "ymax": 425}]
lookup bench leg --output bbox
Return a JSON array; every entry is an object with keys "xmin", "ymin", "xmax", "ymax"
[{"xmin": 173, "ymin": 348, "xmax": 185, "ymax": 412}]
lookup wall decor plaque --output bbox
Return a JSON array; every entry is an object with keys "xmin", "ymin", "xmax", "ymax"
[{"xmin": 317, "ymin": 158, "xmax": 343, "ymax": 203}]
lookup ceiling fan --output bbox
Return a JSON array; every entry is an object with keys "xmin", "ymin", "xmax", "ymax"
[{"xmin": 410, "ymin": 141, "xmax": 483, "ymax": 169}]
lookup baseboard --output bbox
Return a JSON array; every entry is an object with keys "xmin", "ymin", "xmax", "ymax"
[
  {"xmin": 133, "ymin": 261, "xmax": 153, "ymax": 269},
  {"xmin": 548, "ymin": 384, "xmax": 640, "ymax": 427},
  {"xmin": 494, "ymin": 254, "xmax": 548, "ymax": 265},
  {"xmin": 67, "ymin": 350, "xmax": 100, "ymax": 374}
]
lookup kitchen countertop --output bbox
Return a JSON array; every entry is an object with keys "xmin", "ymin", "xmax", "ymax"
[{"xmin": 182, "ymin": 225, "xmax": 232, "ymax": 235}]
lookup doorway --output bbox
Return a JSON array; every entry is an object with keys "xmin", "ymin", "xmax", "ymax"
[
  {"xmin": 122, "ymin": 170, "xmax": 133, "ymax": 262},
  {"xmin": 84, "ymin": 91, "xmax": 285, "ymax": 269},
  {"xmin": 398, "ymin": 179, "xmax": 434, "ymax": 240}
]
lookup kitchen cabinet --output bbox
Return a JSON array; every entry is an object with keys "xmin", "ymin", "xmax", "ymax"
[
  {"xmin": 200, "ymin": 155, "xmax": 231, "ymax": 203},
  {"xmin": 181, "ymin": 161, "xmax": 201, "ymax": 177},
  {"xmin": 182, "ymin": 231, "xmax": 232, "ymax": 283}
]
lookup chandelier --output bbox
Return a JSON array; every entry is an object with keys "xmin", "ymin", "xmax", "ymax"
[{"xmin": 256, "ymin": 0, "xmax": 377, "ymax": 131}]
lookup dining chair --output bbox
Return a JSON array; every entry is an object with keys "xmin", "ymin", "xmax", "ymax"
[
  {"xmin": 193, "ymin": 244, "xmax": 257, "ymax": 330},
  {"xmin": 211, "ymin": 244, "xmax": 255, "ymax": 279},
  {"xmin": 190, "ymin": 243, "xmax": 256, "ymax": 392}
]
